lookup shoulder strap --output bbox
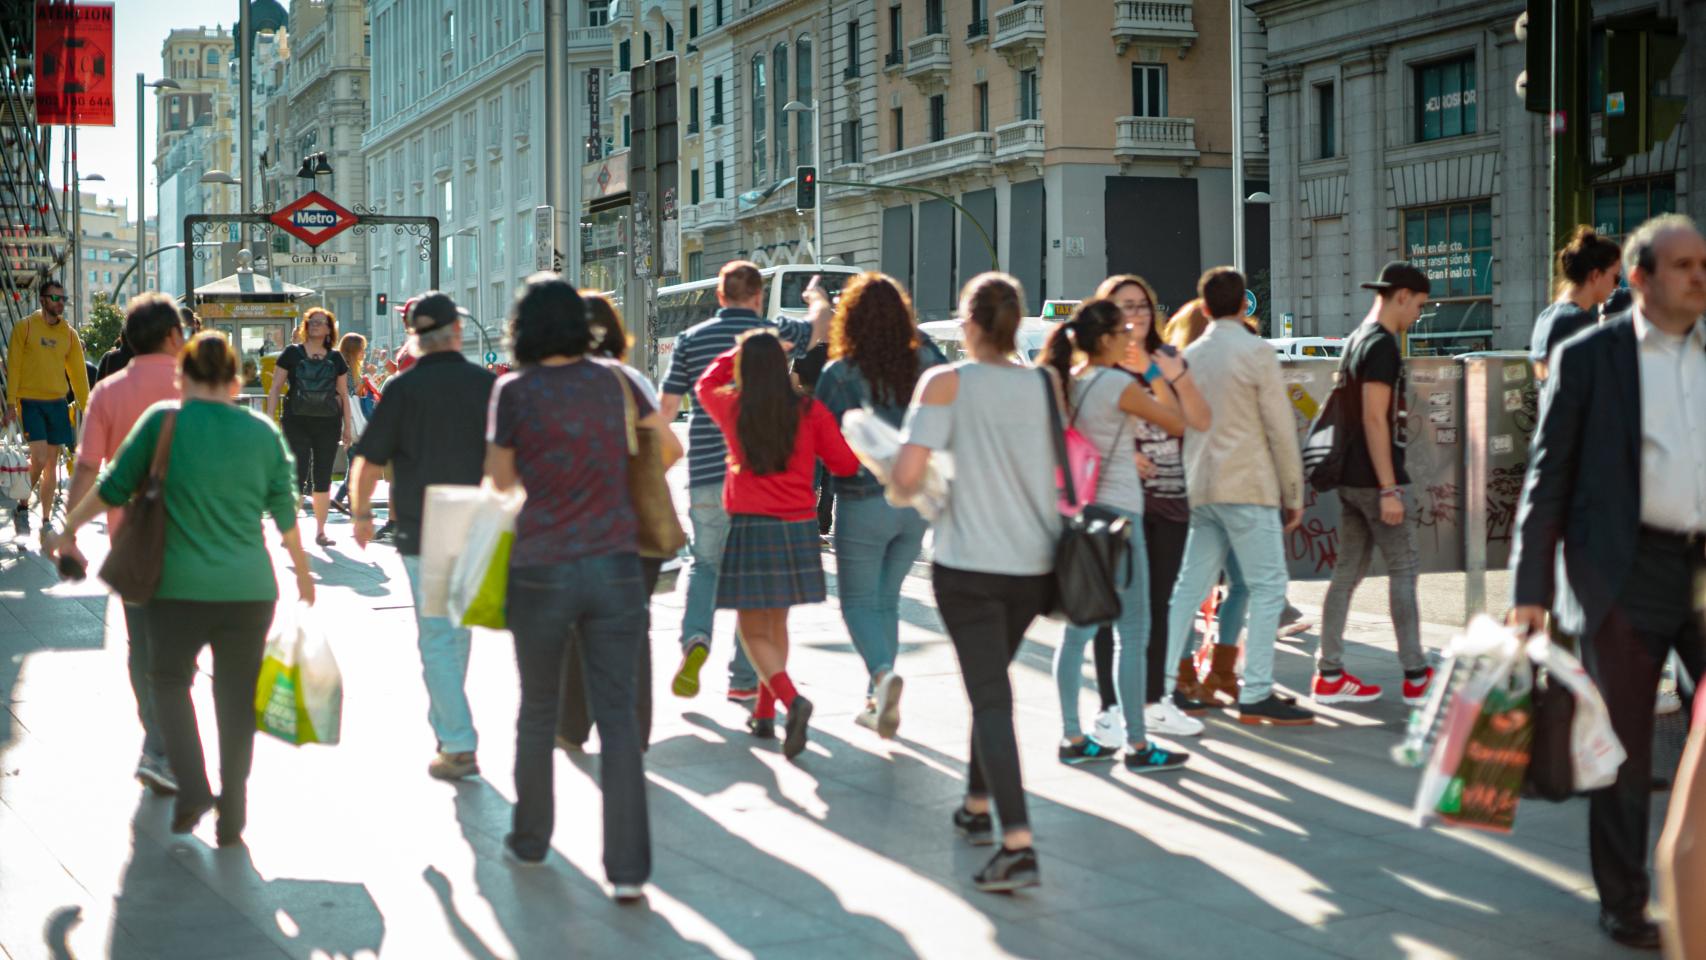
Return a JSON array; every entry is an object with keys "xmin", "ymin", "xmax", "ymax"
[
  {"xmin": 610, "ymin": 366, "xmax": 638, "ymax": 456},
  {"xmin": 1039, "ymin": 368, "xmax": 1078, "ymax": 508},
  {"xmin": 150, "ymin": 411, "xmax": 177, "ymax": 482}
]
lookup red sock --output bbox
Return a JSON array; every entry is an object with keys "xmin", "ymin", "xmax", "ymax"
[
  {"xmin": 768, "ymin": 671, "xmax": 798, "ymax": 708},
  {"xmin": 754, "ymin": 683, "xmax": 777, "ymax": 720}
]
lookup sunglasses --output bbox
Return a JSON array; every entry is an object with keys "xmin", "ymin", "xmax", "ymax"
[{"xmin": 42, "ymin": 294, "xmax": 66, "ymax": 303}]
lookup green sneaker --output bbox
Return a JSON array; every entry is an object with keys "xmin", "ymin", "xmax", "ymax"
[{"xmin": 672, "ymin": 637, "xmax": 710, "ymax": 698}]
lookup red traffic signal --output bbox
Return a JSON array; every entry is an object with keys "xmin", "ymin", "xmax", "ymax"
[{"xmin": 795, "ymin": 165, "xmax": 817, "ymax": 211}]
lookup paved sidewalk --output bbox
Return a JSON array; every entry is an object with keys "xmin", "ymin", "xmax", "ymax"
[{"xmin": 0, "ymin": 510, "xmax": 1675, "ymax": 960}]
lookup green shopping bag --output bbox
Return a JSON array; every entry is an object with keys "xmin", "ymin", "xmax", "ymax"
[
  {"xmin": 460, "ymin": 530, "xmax": 513, "ymax": 629},
  {"xmin": 255, "ymin": 604, "xmax": 343, "ymax": 746}
]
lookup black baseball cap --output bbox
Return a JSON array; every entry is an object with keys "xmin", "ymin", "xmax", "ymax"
[
  {"xmin": 1360, "ymin": 261, "xmax": 1431, "ymax": 296},
  {"xmin": 405, "ymin": 291, "xmax": 469, "ymax": 334}
]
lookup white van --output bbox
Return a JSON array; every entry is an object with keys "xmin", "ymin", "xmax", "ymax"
[
  {"xmin": 1268, "ymin": 336, "xmax": 1344, "ymax": 359},
  {"xmin": 652, "ymin": 264, "xmax": 862, "ymax": 378},
  {"xmin": 918, "ymin": 318, "xmax": 1056, "ymax": 364}
]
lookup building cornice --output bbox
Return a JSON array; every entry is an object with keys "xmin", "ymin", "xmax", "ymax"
[{"xmin": 727, "ymin": 0, "xmax": 819, "ymax": 36}]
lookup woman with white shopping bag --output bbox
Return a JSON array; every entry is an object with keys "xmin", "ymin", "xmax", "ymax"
[
  {"xmin": 483, "ymin": 275, "xmax": 679, "ymax": 900},
  {"xmin": 48, "ymin": 333, "xmax": 316, "ymax": 847}
]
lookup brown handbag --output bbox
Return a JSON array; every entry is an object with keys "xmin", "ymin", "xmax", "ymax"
[
  {"xmin": 613, "ymin": 368, "xmax": 687, "ymax": 558},
  {"xmin": 100, "ymin": 410, "xmax": 177, "ymax": 604}
]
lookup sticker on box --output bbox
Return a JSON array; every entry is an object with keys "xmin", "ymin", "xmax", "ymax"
[
  {"xmin": 1490, "ymin": 434, "xmax": 1514, "ymax": 455},
  {"xmin": 1436, "ymin": 428, "xmax": 1458, "ymax": 444},
  {"xmin": 1438, "ymin": 366, "xmax": 1463, "ymax": 380},
  {"xmin": 1502, "ymin": 364, "xmax": 1528, "ymax": 383},
  {"xmin": 1503, "ymin": 388, "xmax": 1524, "ymax": 412},
  {"xmin": 1428, "ymin": 392, "xmax": 1452, "ymax": 407},
  {"xmin": 1429, "ymin": 407, "xmax": 1455, "ymax": 425}
]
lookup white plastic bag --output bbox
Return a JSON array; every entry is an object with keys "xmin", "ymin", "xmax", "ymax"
[
  {"xmin": 0, "ymin": 425, "xmax": 30, "ymax": 502},
  {"xmin": 1526, "ymin": 634, "xmax": 1627, "ymax": 792},
  {"xmin": 419, "ymin": 484, "xmax": 491, "ymax": 616},
  {"xmin": 841, "ymin": 407, "xmax": 952, "ymax": 521},
  {"xmin": 255, "ymin": 603, "xmax": 343, "ymax": 746},
  {"xmin": 447, "ymin": 485, "xmax": 524, "ymax": 627}
]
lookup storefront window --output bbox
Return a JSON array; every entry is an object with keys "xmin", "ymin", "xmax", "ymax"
[
  {"xmin": 579, "ymin": 207, "xmax": 628, "ymax": 296},
  {"xmin": 1593, "ymin": 177, "xmax": 1677, "ymax": 243},
  {"xmin": 1403, "ymin": 199, "xmax": 1494, "ymax": 353}
]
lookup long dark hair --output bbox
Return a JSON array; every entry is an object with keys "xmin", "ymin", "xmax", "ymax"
[
  {"xmin": 1095, "ymin": 274, "xmax": 1164, "ymax": 355},
  {"xmin": 830, "ymin": 272, "xmax": 919, "ymax": 407},
  {"xmin": 509, "ymin": 273, "xmax": 592, "ymax": 363},
  {"xmin": 729, "ymin": 330, "xmax": 805, "ymax": 475},
  {"xmin": 1042, "ymin": 299, "xmax": 1124, "ymax": 415},
  {"xmin": 580, "ymin": 290, "xmax": 631, "ymax": 360}
]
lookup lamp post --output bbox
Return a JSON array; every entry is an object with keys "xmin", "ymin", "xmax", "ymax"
[
  {"xmin": 138, "ymin": 76, "xmax": 180, "ymax": 296},
  {"xmin": 453, "ymin": 226, "xmax": 492, "ymax": 361},
  {"xmin": 781, "ymin": 99, "xmax": 822, "ymax": 264},
  {"xmin": 69, "ymin": 172, "xmax": 106, "ymax": 327}
]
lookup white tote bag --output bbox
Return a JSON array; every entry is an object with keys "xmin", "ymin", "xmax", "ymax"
[{"xmin": 418, "ymin": 484, "xmax": 490, "ymax": 617}]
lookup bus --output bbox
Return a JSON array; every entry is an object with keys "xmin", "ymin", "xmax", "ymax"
[{"xmin": 652, "ymin": 264, "xmax": 862, "ymax": 377}]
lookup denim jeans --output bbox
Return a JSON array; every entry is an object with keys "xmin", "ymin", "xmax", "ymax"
[
  {"xmin": 1164, "ymin": 504, "xmax": 1289, "ymax": 704},
  {"xmin": 1319, "ymin": 486, "xmax": 1426, "ymax": 674},
  {"xmin": 681, "ymin": 482, "xmax": 756, "ymax": 688},
  {"xmin": 121, "ymin": 602, "xmax": 166, "ymax": 760},
  {"xmin": 507, "ymin": 553, "xmax": 651, "ymax": 883},
  {"xmin": 401, "ymin": 555, "xmax": 478, "ymax": 754},
  {"xmin": 1056, "ymin": 506, "xmax": 1150, "ymax": 745},
  {"xmin": 832, "ymin": 492, "xmax": 928, "ymax": 687}
]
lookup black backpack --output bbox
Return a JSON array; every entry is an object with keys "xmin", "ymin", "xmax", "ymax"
[
  {"xmin": 1301, "ymin": 355, "xmax": 1353, "ymax": 493},
  {"xmin": 289, "ymin": 348, "xmax": 341, "ymax": 417}
]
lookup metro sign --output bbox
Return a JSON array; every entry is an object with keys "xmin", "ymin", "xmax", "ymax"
[{"xmin": 270, "ymin": 190, "xmax": 357, "ymax": 248}]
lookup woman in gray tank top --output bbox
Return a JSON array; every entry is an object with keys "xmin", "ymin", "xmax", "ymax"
[{"xmin": 891, "ymin": 273, "xmax": 1055, "ymax": 894}]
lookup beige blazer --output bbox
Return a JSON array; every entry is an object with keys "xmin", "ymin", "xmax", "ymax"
[{"xmin": 1179, "ymin": 319, "xmax": 1304, "ymax": 510}]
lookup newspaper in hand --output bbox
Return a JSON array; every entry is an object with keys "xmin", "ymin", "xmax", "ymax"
[{"xmin": 840, "ymin": 407, "xmax": 952, "ymax": 522}]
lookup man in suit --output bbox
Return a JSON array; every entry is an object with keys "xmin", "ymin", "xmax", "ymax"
[{"xmin": 1509, "ymin": 213, "xmax": 1706, "ymax": 950}]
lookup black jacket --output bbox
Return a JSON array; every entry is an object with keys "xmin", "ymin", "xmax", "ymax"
[{"xmin": 1509, "ymin": 313, "xmax": 1645, "ymax": 640}]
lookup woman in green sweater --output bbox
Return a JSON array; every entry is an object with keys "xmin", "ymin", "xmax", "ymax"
[{"xmin": 49, "ymin": 331, "xmax": 314, "ymax": 846}]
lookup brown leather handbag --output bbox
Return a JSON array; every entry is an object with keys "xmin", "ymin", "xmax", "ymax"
[
  {"xmin": 100, "ymin": 410, "xmax": 177, "ymax": 604},
  {"xmin": 613, "ymin": 368, "xmax": 686, "ymax": 558}
]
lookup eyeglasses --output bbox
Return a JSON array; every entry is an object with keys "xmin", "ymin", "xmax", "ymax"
[
  {"xmin": 42, "ymin": 294, "xmax": 66, "ymax": 303},
  {"xmin": 1120, "ymin": 302, "xmax": 1154, "ymax": 316},
  {"xmin": 307, "ymin": 319, "xmax": 329, "ymax": 326}
]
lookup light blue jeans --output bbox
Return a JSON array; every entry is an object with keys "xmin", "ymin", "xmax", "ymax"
[
  {"xmin": 832, "ymin": 492, "xmax": 929, "ymax": 689},
  {"xmin": 1056, "ymin": 506, "xmax": 1150, "ymax": 745},
  {"xmin": 1163, "ymin": 504, "xmax": 1289, "ymax": 704},
  {"xmin": 681, "ymin": 482, "xmax": 757, "ymax": 688},
  {"xmin": 402, "ymin": 555, "xmax": 478, "ymax": 753}
]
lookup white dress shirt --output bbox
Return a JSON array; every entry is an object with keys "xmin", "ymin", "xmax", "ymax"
[{"xmin": 1633, "ymin": 308, "xmax": 1706, "ymax": 533}]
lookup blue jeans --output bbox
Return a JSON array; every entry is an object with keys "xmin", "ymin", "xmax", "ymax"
[
  {"xmin": 832, "ymin": 493, "xmax": 928, "ymax": 687},
  {"xmin": 681, "ymin": 482, "xmax": 756, "ymax": 688},
  {"xmin": 1218, "ymin": 550, "xmax": 1250, "ymax": 645},
  {"xmin": 1164, "ymin": 504, "xmax": 1289, "ymax": 704},
  {"xmin": 401, "ymin": 555, "xmax": 478, "ymax": 753},
  {"xmin": 121, "ymin": 602, "xmax": 166, "ymax": 760},
  {"xmin": 1056, "ymin": 506, "xmax": 1150, "ymax": 745},
  {"xmin": 507, "ymin": 553, "xmax": 651, "ymax": 883}
]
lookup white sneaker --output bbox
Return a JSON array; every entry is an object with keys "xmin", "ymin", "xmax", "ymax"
[
  {"xmin": 873, "ymin": 671, "xmax": 904, "ymax": 739},
  {"xmin": 1656, "ymin": 690, "xmax": 1682, "ymax": 716},
  {"xmin": 853, "ymin": 705, "xmax": 880, "ymax": 731},
  {"xmin": 611, "ymin": 883, "xmax": 646, "ymax": 903},
  {"xmin": 1145, "ymin": 700, "xmax": 1205, "ymax": 738},
  {"xmin": 1091, "ymin": 707, "xmax": 1126, "ymax": 749}
]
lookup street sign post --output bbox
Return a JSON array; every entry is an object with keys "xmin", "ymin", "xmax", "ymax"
[
  {"xmin": 484, "ymin": 351, "xmax": 498, "ymax": 365},
  {"xmin": 269, "ymin": 190, "xmax": 358, "ymax": 248},
  {"xmin": 1244, "ymin": 289, "xmax": 1259, "ymax": 318}
]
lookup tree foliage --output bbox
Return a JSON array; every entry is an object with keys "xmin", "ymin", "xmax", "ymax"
[{"xmin": 81, "ymin": 292, "xmax": 124, "ymax": 359}]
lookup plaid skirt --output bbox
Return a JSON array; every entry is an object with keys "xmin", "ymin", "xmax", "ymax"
[{"xmin": 716, "ymin": 515, "xmax": 825, "ymax": 609}]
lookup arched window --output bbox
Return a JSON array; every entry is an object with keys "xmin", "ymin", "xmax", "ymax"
[
  {"xmin": 205, "ymin": 48, "xmax": 218, "ymax": 66},
  {"xmin": 773, "ymin": 43, "xmax": 789, "ymax": 178},
  {"xmin": 795, "ymin": 36, "xmax": 813, "ymax": 164},
  {"xmin": 750, "ymin": 53, "xmax": 767, "ymax": 186}
]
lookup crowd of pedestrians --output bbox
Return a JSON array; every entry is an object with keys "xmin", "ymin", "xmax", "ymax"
[{"xmin": 17, "ymin": 213, "xmax": 1701, "ymax": 945}]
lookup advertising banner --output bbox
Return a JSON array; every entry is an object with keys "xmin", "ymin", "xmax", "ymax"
[{"xmin": 35, "ymin": 2, "xmax": 116, "ymax": 126}]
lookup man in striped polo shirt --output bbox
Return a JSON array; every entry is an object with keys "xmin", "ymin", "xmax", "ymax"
[{"xmin": 660, "ymin": 261, "xmax": 827, "ymax": 701}]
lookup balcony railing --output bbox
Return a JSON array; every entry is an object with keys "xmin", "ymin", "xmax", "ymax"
[
  {"xmin": 680, "ymin": 205, "xmax": 699, "ymax": 231},
  {"xmin": 431, "ymin": 149, "xmax": 451, "ymax": 177},
  {"xmin": 994, "ymin": 119, "xmax": 1044, "ymax": 162},
  {"xmin": 686, "ymin": 120, "xmax": 700, "ymax": 136},
  {"xmin": 1113, "ymin": 115, "xmax": 1199, "ymax": 160},
  {"xmin": 883, "ymin": 49, "xmax": 904, "ymax": 70},
  {"xmin": 695, "ymin": 198, "xmax": 734, "ymax": 230},
  {"xmin": 842, "ymin": 64, "xmax": 861, "ymax": 82},
  {"xmin": 966, "ymin": 18, "xmax": 989, "ymax": 41},
  {"xmin": 993, "ymin": 1, "xmax": 1046, "ymax": 56},
  {"xmin": 867, "ymin": 132, "xmax": 994, "ymax": 185},
  {"xmin": 566, "ymin": 25, "xmax": 611, "ymax": 51},
  {"xmin": 608, "ymin": 71, "xmax": 631, "ymax": 101},
  {"xmin": 905, "ymin": 34, "xmax": 951, "ymax": 85},
  {"xmin": 1112, "ymin": 0, "xmax": 1197, "ymax": 53}
]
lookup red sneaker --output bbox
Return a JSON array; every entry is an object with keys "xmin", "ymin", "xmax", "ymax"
[
  {"xmin": 1402, "ymin": 668, "xmax": 1435, "ymax": 707},
  {"xmin": 727, "ymin": 686, "xmax": 759, "ymax": 703},
  {"xmin": 1311, "ymin": 671, "xmax": 1383, "ymax": 704}
]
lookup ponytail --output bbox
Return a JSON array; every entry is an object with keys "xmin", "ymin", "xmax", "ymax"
[
  {"xmin": 1042, "ymin": 322, "xmax": 1077, "ymax": 412},
  {"xmin": 1045, "ymin": 299, "xmax": 1125, "ymax": 415}
]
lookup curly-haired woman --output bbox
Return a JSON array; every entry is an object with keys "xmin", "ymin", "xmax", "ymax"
[{"xmin": 814, "ymin": 273, "xmax": 947, "ymax": 738}]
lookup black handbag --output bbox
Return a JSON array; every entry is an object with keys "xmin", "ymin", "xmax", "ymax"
[
  {"xmin": 1523, "ymin": 665, "xmax": 1578, "ymax": 802},
  {"xmin": 1040, "ymin": 370, "xmax": 1133, "ymax": 627}
]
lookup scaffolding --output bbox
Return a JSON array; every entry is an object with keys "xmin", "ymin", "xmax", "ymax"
[{"xmin": 0, "ymin": 3, "xmax": 69, "ymax": 403}]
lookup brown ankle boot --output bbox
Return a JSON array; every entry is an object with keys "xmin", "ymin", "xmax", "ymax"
[
  {"xmin": 1174, "ymin": 655, "xmax": 1208, "ymax": 701},
  {"xmin": 1201, "ymin": 643, "xmax": 1241, "ymax": 705}
]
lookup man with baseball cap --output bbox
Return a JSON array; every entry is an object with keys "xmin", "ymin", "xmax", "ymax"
[
  {"xmin": 1311, "ymin": 261, "xmax": 1435, "ymax": 709},
  {"xmin": 350, "ymin": 291, "xmax": 496, "ymax": 781}
]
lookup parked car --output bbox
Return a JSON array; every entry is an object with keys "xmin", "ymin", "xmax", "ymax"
[{"xmin": 1268, "ymin": 336, "xmax": 1344, "ymax": 359}]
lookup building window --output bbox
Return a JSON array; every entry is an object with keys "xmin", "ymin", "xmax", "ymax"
[
  {"xmin": 1593, "ymin": 177, "xmax": 1677, "ymax": 242},
  {"xmin": 1403, "ymin": 199, "xmax": 1493, "ymax": 337},
  {"xmin": 888, "ymin": 5, "xmax": 902, "ymax": 56},
  {"xmin": 1316, "ymin": 82, "xmax": 1336, "ymax": 158},
  {"xmin": 689, "ymin": 5, "xmax": 699, "ymax": 38},
  {"xmin": 925, "ymin": 0, "xmax": 944, "ymax": 35},
  {"xmin": 843, "ymin": 118, "xmax": 863, "ymax": 163},
  {"xmin": 751, "ymin": 54, "xmax": 768, "ymax": 185},
  {"xmin": 691, "ymin": 166, "xmax": 702, "ymax": 204},
  {"xmin": 689, "ymin": 86, "xmax": 700, "ymax": 129},
  {"xmin": 713, "ymin": 76, "xmax": 724, "ymax": 123},
  {"xmin": 714, "ymin": 0, "xmax": 723, "ymax": 27},
  {"xmin": 1132, "ymin": 64, "xmax": 1166, "ymax": 118},
  {"xmin": 1019, "ymin": 68, "xmax": 1040, "ymax": 121},
  {"xmin": 891, "ymin": 106, "xmax": 904, "ymax": 151},
  {"xmin": 688, "ymin": 250, "xmax": 704, "ymax": 280},
  {"xmin": 773, "ymin": 43, "xmax": 790, "ymax": 178},
  {"xmin": 929, "ymin": 94, "xmax": 946, "ymax": 142},
  {"xmin": 666, "ymin": 23, "xmax": 675, "ymax": 51},
  {"xmin": 715, "ymin": 159, "xmax": 725, "ymax": 198},
  {"xmin": 847, "ymin": 20, "xmax": 861, "ymax": 73},
  {"xmin": 975, "ymin": 83, "xmax": 989, "ymax": 132},
  {"xmin": 590, "ymin": 1, "xmax": 610, "ymax": 27},
  {"xmin": 206, "ymin": 48, "xmax": 218, "ymax": 66},
  {"xmin": 622, "ymin": 114, "xmax": 631, "ymax": 147},
  {"xmin": 1415, "ymin": 54, "xmax": 1477, "ymax": 142},
  {"xmin": 643, "ymin": 31, "xmax": 652, "ymax": 61},
  {"xmin": 796, "ymin": 37, "xmax": 813, "ymax": 163},
  {"xmin": 619, "ymin": 39, "xmax": 630, "ymax": 71}
]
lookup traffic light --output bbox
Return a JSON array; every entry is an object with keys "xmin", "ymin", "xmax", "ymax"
[
  {"xmin": 795, "ymin": 165, "xmax": 817, "ymax": 211},
  {"xmin": 1514, "ymin": 0, "xmax": 1552, "ymax": 113},
  {"xmin": 1603, "ymin": 16, "xmax": 1685, "ymax": 159},
  {"xmin": 375, "ymin": 292, "xmax": 388, "ymax": 316}
]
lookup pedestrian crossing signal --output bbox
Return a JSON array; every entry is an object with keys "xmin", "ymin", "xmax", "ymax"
[
  {"xmin": 795, "ymin": 166, "xmax": 817, "ymax": 211},
  {"xmin": 375, "ymin": 292, "xmax": 387, "ymax": 316}
]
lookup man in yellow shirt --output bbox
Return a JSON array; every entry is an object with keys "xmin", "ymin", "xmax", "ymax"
[{"xmin": 4, "ymin": 281, "xmax": 89, "ymax": 539}]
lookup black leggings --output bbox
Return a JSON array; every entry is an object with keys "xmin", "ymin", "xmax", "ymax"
[
  {"xmin": 558, "ymin": 556, "xmax": 665, "ymax": 748},
  {"xmin": 932, "ymin": 563, "xmax": 1052, "ymax": 834},
  {"xmin": 283, "ymin": 414, "xmax": 342, "ymax": 494},
  {"xmin": 1096, "ymin": 510, "xmax": 1189, "ymax": 706}
]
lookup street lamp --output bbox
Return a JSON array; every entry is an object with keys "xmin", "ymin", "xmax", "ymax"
[
  {"xmin": 781, "ymin": 99, "xmax": 822, "ymax": 264},
  {"xmin": 296, "ymin": 152, "xmax": 333, "ymax": 180},
  {"xmin": 452, "ymin": 226, "xmax": 492, "ymax": 361},
  {"xmin": 200, "ymin": 170, "xmax": 241, "ymax": 185},
  {"xmin": 138, "ymin": 76, "xmax": 180, "ymax": 296}
]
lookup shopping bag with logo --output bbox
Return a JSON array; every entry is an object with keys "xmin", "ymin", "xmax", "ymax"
[
  {"xmin": 254, "ymin": 603, "xmax": 343, "ymax": 746},
  {"xmin": 0, "ymin": 425, "xmax": 31, "ymax": 503},
  {"xmin": 447, "ymin": 484, "xmax": 524, "ymax": 629}
]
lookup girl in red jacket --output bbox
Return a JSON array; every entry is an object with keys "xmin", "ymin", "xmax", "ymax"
[{"xmin": 696, "ymin": 331, "xmax": 860, "ymax": 759}]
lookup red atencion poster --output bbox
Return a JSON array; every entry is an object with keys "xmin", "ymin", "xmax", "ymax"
[{"xmin": 34, "ymin": 1, "xmax": 116, "ymax": 126}]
